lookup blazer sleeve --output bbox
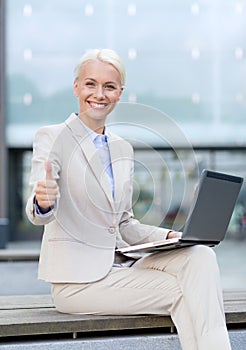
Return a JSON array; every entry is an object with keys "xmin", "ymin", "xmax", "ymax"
[
  {"xmin": 119, "ymin": 211, "xmax": 170, "ymax": 246},
  {"xmin": 25, "ymin": 125, "xmax": 62, "ymax": 226}
]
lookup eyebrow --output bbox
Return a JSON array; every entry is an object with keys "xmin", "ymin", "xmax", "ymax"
[
  {"xmin": 84, "ymin": 78, "xmax": 96, "ymax": 81},
  {"xmin": 84, "ymin": 78, "xmax": 118, "ymax": 85}
]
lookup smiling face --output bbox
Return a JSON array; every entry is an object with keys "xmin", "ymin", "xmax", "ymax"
[{"xmin": 73, "ymin": 59, "xmax": 123, "ymax": 133}]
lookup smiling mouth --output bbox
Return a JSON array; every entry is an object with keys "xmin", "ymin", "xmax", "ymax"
[{"xmin": 88, "ymin": 101, "xmax": 108, "ymax": 109}]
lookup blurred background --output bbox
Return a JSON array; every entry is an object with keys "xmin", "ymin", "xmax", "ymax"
[{"xmin": 0, "ymin": 0, "xmax": 246, "ymax": 294}]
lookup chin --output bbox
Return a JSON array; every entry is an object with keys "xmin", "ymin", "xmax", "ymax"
[
  {"xmin": 83, "ymin": 109, "xmax": 108, "ymax": 122},
  {"xmin": 89, "ymin": 105, "xmax": 115, "ymax": 119}
]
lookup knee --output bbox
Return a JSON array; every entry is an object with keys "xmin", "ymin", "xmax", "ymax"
[{"xmin": 187, "ymin": 245, "xmax": 217, "ymax": 268}]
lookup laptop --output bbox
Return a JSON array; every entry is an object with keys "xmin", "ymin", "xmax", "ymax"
[{"xmin": 116, "ymin": 169, "xmax": 244, "ymax": 254}]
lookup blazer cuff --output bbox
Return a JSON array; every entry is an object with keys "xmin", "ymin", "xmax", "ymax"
[{"xmin": 34, "ymin": 196, "xmax": 55, "ymax": 216}]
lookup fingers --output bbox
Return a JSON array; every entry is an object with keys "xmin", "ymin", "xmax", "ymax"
[
  {"xmin": 167, "ymin": 231, "xmax": 182, "ymax": 239},
  {"xmin": 35, "ymin": 180, "xmax": 58, "ymax": 210}
]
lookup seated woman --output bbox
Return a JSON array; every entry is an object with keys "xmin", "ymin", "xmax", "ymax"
[{"xmin": 26, "ymin": 48, "xmax": 231, "ymax": 350}]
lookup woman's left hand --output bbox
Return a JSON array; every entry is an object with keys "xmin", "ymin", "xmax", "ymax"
[{"xmin": 167, "ymin": 230, "xmax": 182, "ymax": 239}]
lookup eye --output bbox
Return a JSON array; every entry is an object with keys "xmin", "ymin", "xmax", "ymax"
[
  {"xmin": 105, "ymin": 84, "xmax": 117, "ymax": 90},
  {"xmin": 85, "ymin": 81, "xmax": 95, "ymax": 87}
]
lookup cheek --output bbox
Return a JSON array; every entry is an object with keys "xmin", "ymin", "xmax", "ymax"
[
  {"xmin": 110, "ymin": 91, "xmax": 122, "ymax": 103},
  {"xmin": 77, "ymin": 86, "xmax": 90, "ymax": 98}
]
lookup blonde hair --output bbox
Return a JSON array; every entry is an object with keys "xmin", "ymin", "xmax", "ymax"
[{"xmin": 74, "ymin": 49, "xmax": 126, "ymax": 87}]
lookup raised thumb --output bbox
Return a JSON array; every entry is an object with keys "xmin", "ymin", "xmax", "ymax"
[{"xmin": 45, "ymin": 160, "xmax": 53, "ymax": 181}]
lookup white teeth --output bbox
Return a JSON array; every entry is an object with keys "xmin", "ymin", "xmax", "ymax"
[{"xmin": 90, "ymin": 102, "xmax": 106, "ymax": 109}]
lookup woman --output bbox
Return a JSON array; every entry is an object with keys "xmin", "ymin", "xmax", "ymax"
[{"xmin": 26, "ymin": 49, "xmax": 231, "ymax": 350}]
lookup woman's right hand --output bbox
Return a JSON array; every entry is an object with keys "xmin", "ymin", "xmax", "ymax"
[{"xmin": 35, "ymin": 161, "xmax": 59, "ymax": 213}]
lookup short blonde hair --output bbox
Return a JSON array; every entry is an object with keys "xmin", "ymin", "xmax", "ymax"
[{"xmin": 74, "ymin": 49, "xmax": 126, "ymax": 87}]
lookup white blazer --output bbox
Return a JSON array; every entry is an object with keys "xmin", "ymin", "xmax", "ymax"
[{"xmin": 26, "ymin": 113, "xmax": 169, "ymax": 283}]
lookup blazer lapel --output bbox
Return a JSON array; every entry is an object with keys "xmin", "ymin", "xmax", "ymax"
[{"xmin": 65, "ymin": 114, "xmax": 114, "ymax": 207}]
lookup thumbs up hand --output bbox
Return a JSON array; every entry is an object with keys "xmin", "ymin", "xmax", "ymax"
[
  {"xmin": 45, "ymin": 159, "xmax": 53, "ymax": 181},
  {"xmin": 35, "ymin": 160, "xmax": 59, "ymax": 213}
]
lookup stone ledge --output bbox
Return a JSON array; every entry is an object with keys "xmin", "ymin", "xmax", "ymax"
[{"xmin": 0, "ymin": 249, "xmax": 40, "ymax": 261}]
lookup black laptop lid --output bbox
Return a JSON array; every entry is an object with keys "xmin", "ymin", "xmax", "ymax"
[{"xmin": 182, "ymin": 170, "xmax": 243, "ymax": 242}]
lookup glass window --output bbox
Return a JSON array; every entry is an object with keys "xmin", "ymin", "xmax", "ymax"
[{"xmin": 5, "ymin": 0, "xmax": 246, "ymax": 147}]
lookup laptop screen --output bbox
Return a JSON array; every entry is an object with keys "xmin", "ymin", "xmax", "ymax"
[{"xmin": 181, "ymin": 170, "xmax": 243, "ymax": 242}]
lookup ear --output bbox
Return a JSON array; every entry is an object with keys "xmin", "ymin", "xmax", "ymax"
[
  {"xmin": 118, "ymin": 87, "xmax": 124, "ymax": 100},
  {"xmin": 73, "ymin": 79, "xmax": 79, "ymax": 97}
]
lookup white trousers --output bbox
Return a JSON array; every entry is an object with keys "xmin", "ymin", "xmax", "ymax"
[{"xmin": 51, "ymin": 245, "xmax": 231, "ymax": 350}]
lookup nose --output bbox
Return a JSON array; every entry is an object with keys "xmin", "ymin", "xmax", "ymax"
[{"xmin": 94, "ymin": 85, "xmax": 105, "ymax": 99}]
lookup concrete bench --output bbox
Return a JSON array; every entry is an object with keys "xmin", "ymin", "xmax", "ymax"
[{"xmin": 0, "ymin": 290, "xmax": 246, "ymax": 340}]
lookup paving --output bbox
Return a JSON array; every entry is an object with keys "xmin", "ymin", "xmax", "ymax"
[{"xmin": 0, "ymin": 331, "xmax": 246, "ymax": 350}]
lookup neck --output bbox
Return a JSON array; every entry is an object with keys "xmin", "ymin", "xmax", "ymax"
[{"xmin": 78, "ymin": 113, "xmax": 105, "ymax": 134}]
